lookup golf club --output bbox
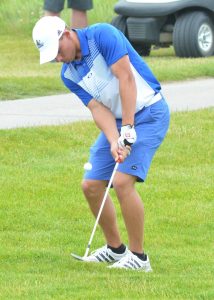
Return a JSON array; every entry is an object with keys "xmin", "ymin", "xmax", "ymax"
[{"xmin": 71, "ymin": 162, "xmax": 119, "ymax": 261}]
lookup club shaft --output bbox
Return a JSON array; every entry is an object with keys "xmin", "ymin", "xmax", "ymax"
[{"xmin": 83, "ymin": 162, "xmax": 119, "ymax": 257}]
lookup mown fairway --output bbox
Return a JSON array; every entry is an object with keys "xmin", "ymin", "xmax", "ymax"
[{"xmin": 0, "ymin": 109, "xmax": 213, "ymax": 299}]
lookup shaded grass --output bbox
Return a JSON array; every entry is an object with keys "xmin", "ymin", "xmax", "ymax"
[
  {"xmin": 0, "ymin": 109, "xmax": 213, "ymax": 299},
  {"xmin": 0, "ymin": 35, "xmax": 213, "ymax": 100},
  {"xmin": 148, "ymin": 47, "xmax": 214, "ymax": 81},
  {"xmin": 0, "ymin": 36, "xmax": 67, "ymax": 100},
  {"xmin": 0, "ymin": 77, "xmax": 66, "ymax": 100}
]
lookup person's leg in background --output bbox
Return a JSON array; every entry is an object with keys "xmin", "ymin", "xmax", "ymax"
[
  {"xmin": 44, "ymin": 0, "xmax": 64, "ymax": 17},
  {"xmin": 43, "ymin": 0, "xmax": 93, "ymax": 28},
  {"xmin": 68, "ymin": 0, "xmax": 93, "ymax": 28}
]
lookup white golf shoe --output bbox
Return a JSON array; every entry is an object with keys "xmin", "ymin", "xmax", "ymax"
[
  {"xmin": 83, "ymin": 245, "xmax": 128, "ymax": 263},
  {"xmin": 108, "ymin": 250, "xmax": 152, "ymax": 271}
]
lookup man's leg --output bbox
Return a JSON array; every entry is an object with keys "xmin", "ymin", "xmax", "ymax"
[
  {"xmin": 69, "ymin": 0, "xmax": 93, "ymax": 27},
  {"xmin": 43, "ymin": 0, "xmax": 90, "ymax": 27},
  {"xmin": 44, "ymin": 0, "xmax": 64, "ymax": 16},
  {"xmin": 71, "ymin": 9, "xmax": 88, "ymax": 28},
  {"xmin": 113, "ymin": 172, "xmax": 144, "ymax": 254},
  {"xmin": 44, "ymin": 11, "xmax": 60, "ymax": 17},
  {"xmin": 82, "ymin": 179, "xmax": 122, "ymax": 248},
  {"xmin": 44, "ymin": 8, "xmax": 88, "ymax": 28}
]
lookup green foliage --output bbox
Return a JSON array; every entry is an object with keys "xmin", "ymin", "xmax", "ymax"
[
  {"xmin": 0, "ymin": 0, "xmax": 43, "ymax": 36},
  {"xmin": 0, "ymin": 109, "xmax": 213, "ymax": 299},
  {"xmin": 0, "ymin": 0, "xmax": 117, "ymax": 35},
  {"xmin": 0, "ymin": 0, "xmax": 117, "ymax": 100}
]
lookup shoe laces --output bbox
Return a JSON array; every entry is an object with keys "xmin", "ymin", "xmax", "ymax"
[{"xmin": 115, "ymin": 251, "xmax": 135, "ymax": 265}]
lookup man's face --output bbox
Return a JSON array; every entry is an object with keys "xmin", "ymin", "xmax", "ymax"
[{"xmin": 55, "ymin": 31, "xmax": 76, "ymax": 63}]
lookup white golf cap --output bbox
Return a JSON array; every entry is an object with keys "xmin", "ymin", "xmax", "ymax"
[{"xmin": 32, "ymin": 16, "xmax": 66, "ymax": 64}]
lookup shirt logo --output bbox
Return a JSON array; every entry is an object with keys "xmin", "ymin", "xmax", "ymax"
[
  {"xmin": 36, "ymin": 39, "xmax": 44, "ymax": 49},
  {"xmin": 87, "ymin": 72, "xmax": 92, "ymax": 79},
  {"xmin": 131, "ymin": 166, "xmax": 137, "ymax": 170}
]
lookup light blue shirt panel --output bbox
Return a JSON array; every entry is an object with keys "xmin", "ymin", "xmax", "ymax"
[
  {"xmin": 62, "ymin": 69, "xmax": 93, "ymax": 106},
  {"xmin": 61, "ymin": 24, "xmax": 161, "ymax": 113},
  {"xmin": 91, "ymin": 23, "xmax": 160, "ymax": 92},
  {"xmin": 61, "ymin": 24, "xmax": 128, "ymax": 106}
]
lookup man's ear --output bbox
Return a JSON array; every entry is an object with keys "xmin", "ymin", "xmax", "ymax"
[{"xmin": 63, "ymin": 29, "xmax": 71, "ymax": 38}]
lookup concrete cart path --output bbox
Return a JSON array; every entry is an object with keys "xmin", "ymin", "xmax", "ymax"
[{"xmin": 0, "ymin": 78, "xmax": 213, "ymax": 130}]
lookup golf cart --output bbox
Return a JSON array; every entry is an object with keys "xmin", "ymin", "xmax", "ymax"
[{"xmin": 111, "ymin": 0, "xmax": 214, "ymax": 57}]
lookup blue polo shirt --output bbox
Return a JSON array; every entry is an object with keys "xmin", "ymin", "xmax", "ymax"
[{"xmin": 61, "ymin": 23, "xmax": 161, "ymax": 118}]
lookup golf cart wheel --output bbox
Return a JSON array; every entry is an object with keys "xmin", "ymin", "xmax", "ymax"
[
  {"xmin": 111, "ymin": 15, "xmax": 127, "ymax": 35},
  {"xmin": 173, "ymin": 11, "xmax": 214, "ymax": 57},
  {"xmin": 132, "ymin": 43, "xmax": 151, "ymax": 57}
]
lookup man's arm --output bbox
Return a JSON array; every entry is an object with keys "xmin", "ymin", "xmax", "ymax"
[
  {"xmin": 111, "ymin": 55, "xmax": 137, "ymax": 126},
  {"xmin": 88, "ymin": 99, "xmax": 129, "ymax": 162},
  {"xmin": 88, "ymin": 99, "xmax": 119, "ymax": 144},
  {"xmin": 111, "ymin": 55, "xmax": 137, "ymax": 147}
]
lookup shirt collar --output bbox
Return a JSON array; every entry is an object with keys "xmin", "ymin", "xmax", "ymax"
[{"xmin": 72, "ymin": 29, "xmax": 89, "ymax": 63}]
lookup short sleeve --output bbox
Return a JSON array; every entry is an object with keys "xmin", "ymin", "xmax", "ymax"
[
  {"xmin": 94, "ymin": 23, "xmax": 128, "ymax": 66},
  {"xmin": 61, "ymin": 71, "xmax": 93, "ymax": 106}
]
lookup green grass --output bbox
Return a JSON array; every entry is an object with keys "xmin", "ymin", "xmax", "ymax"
[
  {"xmin": 0, "ymin": 35, "xmax": 213, "ymax": 100},
  {"xmin": 0, "ymin": 0, "xmax": 117, "ymax": 35},
  {"xmin": 148, "ymin": 47, "xmax": 214, "ymax": 81},
  {"xmin": 0, "ymin": 0, "xmax": 118, "ymax": 100},
  {"xmin": 1, "ymin": 1, "xmax": 213, "ymax": 298},
  {"xmin": 0, "ymin": 109, "xmax": 213, "ymax": 299},
  {"xmin": 0, "ymin": 0, "xmax": 214, "ymax": 100}
]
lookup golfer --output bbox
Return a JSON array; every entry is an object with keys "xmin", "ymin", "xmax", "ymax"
[{"xmin": 32, "ymin": 16, "xmax": 170, "ymax": 271}]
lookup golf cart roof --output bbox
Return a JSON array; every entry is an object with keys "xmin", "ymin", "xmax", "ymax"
[{"xmin": 114, "ymin": 0, "xmax": 214, "ymax": 17}]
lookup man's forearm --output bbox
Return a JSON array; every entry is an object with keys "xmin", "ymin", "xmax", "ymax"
[
  {"xmin": 88, "ymin": 100, "xmax": 119, "ymax": 144},
  {"xmin": 111, "ymin": 55, "xmax": 137, "ymax": 126}
]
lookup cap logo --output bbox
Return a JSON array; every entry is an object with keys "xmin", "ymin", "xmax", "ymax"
[
  {"xmin": 58, "ymin": 30, "xmax": 62, "ymax": 36},
  {"xmin": 36, "ymin": 39, "xmax": 44, "ymax": 49}
]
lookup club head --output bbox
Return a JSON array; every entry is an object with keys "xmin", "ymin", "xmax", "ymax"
[{"xmin": 71, "ymin": 253, "xmax": 87, "ymax": 261}]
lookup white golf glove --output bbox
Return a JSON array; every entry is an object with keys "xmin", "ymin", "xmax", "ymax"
[{"xmin": 118, "ymin": 124, "xmax": 137, "ymax": 148}]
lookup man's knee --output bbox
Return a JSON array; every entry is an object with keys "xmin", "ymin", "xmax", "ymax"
[
  {"xmin": 113, "ymin": 177, "xmax": 129, "ymax": 193},
  {"xmin": 113, "ymin": 174, "xmax": 136, "ymax": 197},
  {"xmin": 81, "ymin": 179, "xmax": 104, "ymax": 198}
]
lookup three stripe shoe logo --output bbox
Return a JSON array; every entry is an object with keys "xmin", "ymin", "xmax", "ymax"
[{"xmin": 95, "ymin": 252, "xmax": 115, "ymax": 262}]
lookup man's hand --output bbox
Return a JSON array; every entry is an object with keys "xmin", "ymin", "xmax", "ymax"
[
  {"xmin": 111, "ymin": 141, "xmax": 131, "ymax": 163},
  {"xmin": 118, "ymin": 124, "xmax": 137, "ymax": 148}
]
